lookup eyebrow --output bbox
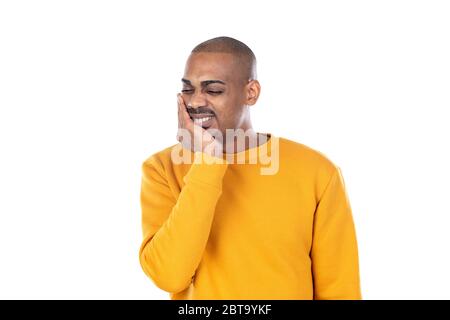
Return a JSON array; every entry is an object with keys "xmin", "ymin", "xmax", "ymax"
[{"xmin": 181, "ymin": 78, "xmax": 226, "ymax": 86}]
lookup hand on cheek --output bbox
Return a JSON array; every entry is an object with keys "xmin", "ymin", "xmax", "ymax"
[{"xmin": 176, "ymin": 93, "xmax": 222, "ymax": 157}]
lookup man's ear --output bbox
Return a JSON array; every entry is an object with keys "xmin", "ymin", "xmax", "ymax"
[{"xmin": 245, "ymin": 80, "xmax": 261, "ymax": 106}]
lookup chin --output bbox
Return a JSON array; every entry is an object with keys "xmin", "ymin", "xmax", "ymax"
[{"xmin": 205, "ymin": 125, "xmax": 223, "ymax": 136}]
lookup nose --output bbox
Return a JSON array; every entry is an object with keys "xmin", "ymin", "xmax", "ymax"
[{"xmin": 187, "ymin": 91, "xmax": 207, "ymax": 109}]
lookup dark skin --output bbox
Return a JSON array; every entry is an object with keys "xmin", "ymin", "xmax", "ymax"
[{"xmin": 177, "ymin": 52, "xmax": 262, "ymax": 156}]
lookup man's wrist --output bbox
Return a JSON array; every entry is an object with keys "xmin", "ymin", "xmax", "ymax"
[
  {"xmin": 183, "ymin": 151, "xmax": 229, "ymax": 189},
  {"xmin": 193, "ymin": 150, "xmax": 228, "ymax": 165}
]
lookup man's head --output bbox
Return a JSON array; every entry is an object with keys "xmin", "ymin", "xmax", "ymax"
[{"xmin": 181, "ymin": 36, "xmax": 260, "ymax": 135}]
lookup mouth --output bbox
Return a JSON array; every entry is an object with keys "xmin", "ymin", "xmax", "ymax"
[{"xmin": 190, "ymin": 114, "xmax": 215, "ymax": 129}]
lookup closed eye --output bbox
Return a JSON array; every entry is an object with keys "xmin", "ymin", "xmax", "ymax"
[{"xmin": 181, "ymin": 89, "xmax": 223, "ymax": 95}]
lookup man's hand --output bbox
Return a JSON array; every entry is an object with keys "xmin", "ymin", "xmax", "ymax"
[{"xmin": 177, "ymin": 93, "xmax": 223, "ymax": 157}]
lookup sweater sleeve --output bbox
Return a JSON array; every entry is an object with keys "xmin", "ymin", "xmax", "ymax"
[
  {"xmin": 310, "ymin": 166, "xmax": 362, "ymax": 300},
  {"xmin": 138, "ymin": 151, "xmax": 228, "ymax": 294}
]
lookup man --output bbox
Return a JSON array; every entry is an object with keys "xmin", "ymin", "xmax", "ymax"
[{"xmin": 138, "ymin": 36, "xmax": 362, "ymax": 300}]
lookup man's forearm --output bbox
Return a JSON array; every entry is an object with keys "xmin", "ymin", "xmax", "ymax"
[{"xmin": 139, "ymin": 151, "xmax": 228, "ymax": 293}]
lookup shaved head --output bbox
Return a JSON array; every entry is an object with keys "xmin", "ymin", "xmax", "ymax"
[{"xmin": 191, "ymin": 36, "xmax": 257, "ymax": 82}]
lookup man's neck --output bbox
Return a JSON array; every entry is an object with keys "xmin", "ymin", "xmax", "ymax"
[{"xmin": 222, "ymin": 128, "xmax": 268, "ymax": 154}]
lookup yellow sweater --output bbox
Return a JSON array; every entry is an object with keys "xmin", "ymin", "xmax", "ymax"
[{"xmin": 139, "ymin": 134, "xmax": 361, "ymax": 299}]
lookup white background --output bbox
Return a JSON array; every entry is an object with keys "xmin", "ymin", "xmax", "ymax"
[{"xmin": 0, "ymin": 0, "xmax": 449, "ymax": 299}]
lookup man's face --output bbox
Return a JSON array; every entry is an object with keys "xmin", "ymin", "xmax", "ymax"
[{"xmin": 181, "ymin": 52, "xmax": 249, "ymax": 135}]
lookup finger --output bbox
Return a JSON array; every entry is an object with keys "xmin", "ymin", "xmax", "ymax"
[
  {"xmin": 177, "ymin": 94, "xmax": 185, "ymax": 142},
  {"xmin": 177, "ymin": 94, "xmax": 183, "ymax": 129},
  {"xmin": 177, "ymin": 94, "xmax": 184, "ymax": 126},
  {"xmin": 178, "ymin": 94, "xmax": 193, "ymax": 130}
]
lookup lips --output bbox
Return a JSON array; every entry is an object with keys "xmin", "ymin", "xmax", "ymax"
[{"xmin": 190, "ymin": 114, "xmax": 215, "ymax": 128}]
